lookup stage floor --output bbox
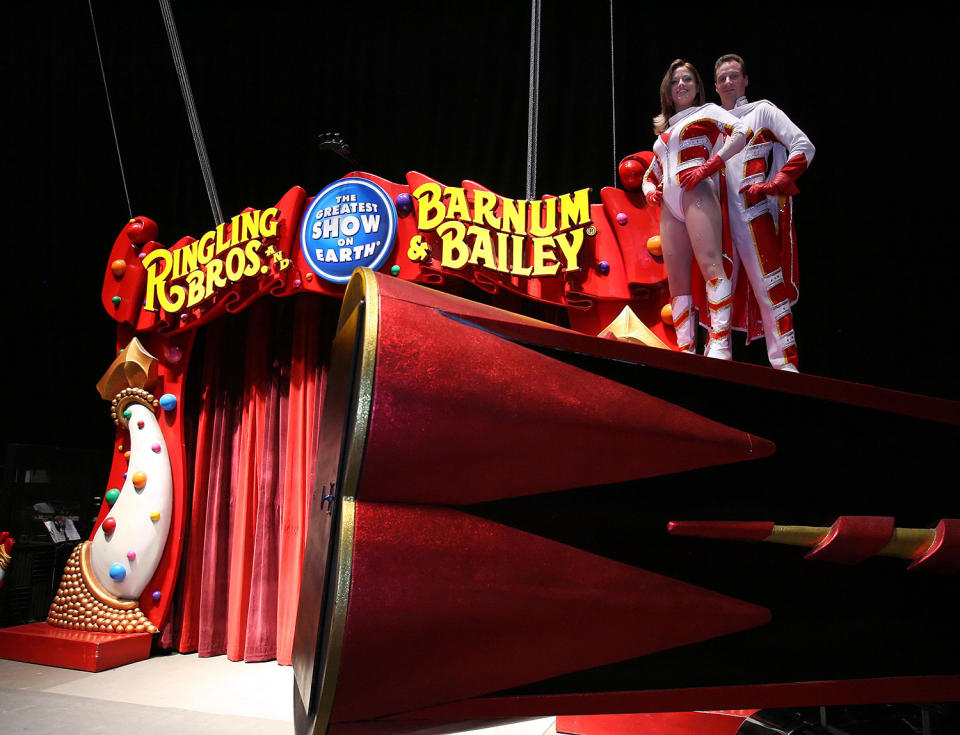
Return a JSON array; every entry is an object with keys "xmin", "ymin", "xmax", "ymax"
[{"xmin": 0, "ymin": 651, "xmax": 556, "ymax": 734}]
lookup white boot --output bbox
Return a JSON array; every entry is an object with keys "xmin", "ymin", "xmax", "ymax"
[
  {"xmin": 705, "ymin": 277, "xmax": 732, "ymax": 360},
  {"xmin": 670, "ymin": 295, "xmax": 695, "ymax": 353},
  {"xmin": 761, "ymin": 269, "xmax": 800, "ymax": 371}
]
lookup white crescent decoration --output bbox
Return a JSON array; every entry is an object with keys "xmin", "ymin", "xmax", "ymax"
[{"xmin": 89, "ymin": 401, "xmax": 173, "ymax": 599}]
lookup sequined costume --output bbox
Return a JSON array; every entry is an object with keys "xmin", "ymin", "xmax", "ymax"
[
  {"xmin": 641, "ymin": 103, "xmax": 745, "ymax": 222},
  {"xmin": 725, "ymin": 96, "xmax": 814, "ymax": 370}
]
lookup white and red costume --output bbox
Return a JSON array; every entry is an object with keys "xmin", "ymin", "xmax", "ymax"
[
  {"xmin": 725, "ymin": 96, "xmax": 814, "ymax": 370},
  {"xmin": 642, "ymin": 103, "xmax": 745, "ymax": 222},
  {"xmin": 641, "ymin": 104, "xmax": 744, "ymax": 356}
]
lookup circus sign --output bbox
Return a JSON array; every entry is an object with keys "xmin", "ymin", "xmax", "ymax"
[{"xmin": 299, "ymin": 178, "xmax": 398, "ymax": 284}]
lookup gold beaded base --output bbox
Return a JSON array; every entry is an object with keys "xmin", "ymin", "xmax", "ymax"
[{"xmin": 46, "ymin": 542, "xmax": 157, "ymax": 634}]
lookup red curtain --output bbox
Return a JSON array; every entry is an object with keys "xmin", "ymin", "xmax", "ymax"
[{"xmin": 161, "ymin": 294, "xmax": 336, "ymax": 664}]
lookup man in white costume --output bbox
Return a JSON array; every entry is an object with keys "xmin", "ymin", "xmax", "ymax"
[{"xmin": 715, "ymin": 54, "xmax": 814, "ymax": 371}]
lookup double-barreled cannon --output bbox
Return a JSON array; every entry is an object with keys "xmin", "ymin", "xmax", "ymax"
[{"xmin": 293, "ymin": 268, "xmax": 959, "ymax": 735}]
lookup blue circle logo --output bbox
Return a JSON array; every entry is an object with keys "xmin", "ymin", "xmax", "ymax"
[{"xmin": 299, "ymin": 178, "xmax": 397, "ymax": 283}]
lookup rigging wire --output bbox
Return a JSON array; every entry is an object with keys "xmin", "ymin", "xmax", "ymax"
[
  {"xmin": 609, "ymin": 0, "xmax": 617, "ymax": 187},
  {"xmin": 159, "ymin": 0, "xmax": 223, "ymax": 226},
  {"xmin": 526, "ymin": 0, "xmax": 541, "ymax": 201},
  {"xmin": 87, "ymin": 0, "xmax": 133, "ymax": 220}
]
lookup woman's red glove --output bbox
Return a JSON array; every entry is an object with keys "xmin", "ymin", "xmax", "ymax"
[
  {"xmin": 678, "ymin": 155, "xmax": 724, "ymax": 190},
  {"xmin": 645, "ymin": 184, "xmax": 663, "ymax": 207}
]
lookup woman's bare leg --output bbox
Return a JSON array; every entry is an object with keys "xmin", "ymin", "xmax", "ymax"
[
  {"xmin": 682, "ymin": 180, "xmax": 732, "ymax": 358},
  {"xmin": 681, "ymin": 181, "xmax": 725, "ymax": 281},
  {"xmin": 660, "ymin": 205, "xmax": 693, "ymax": 297},
  {"xmin": 659, "ymin": 206, "xmax": 697, "ymax": 352}
]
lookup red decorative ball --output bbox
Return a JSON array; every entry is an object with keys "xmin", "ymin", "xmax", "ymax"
[
  {"xmin": 102, "ymin": 517, "xmax": 117, "ymax": 535},
  {"xmin": 125, "ymin": 217, "xmax": 158, "ymax": 245},
  {"xmin": 618, "ymin": 158, "xmax": 645, "ymax": 191}
]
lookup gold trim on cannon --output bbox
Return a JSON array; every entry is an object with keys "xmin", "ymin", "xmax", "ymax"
[{"xmin": 293, "ymin": 268, "xmax": 380, "ymax": 735}]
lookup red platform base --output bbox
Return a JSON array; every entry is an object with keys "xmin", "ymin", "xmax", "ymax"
[
  {"xmin": 557, "ymin": 711, "xmax": 757, "ymax": 735},
  {"xmin": 0, "ymin": 623, "xmax": 152, "ymax": 672}
]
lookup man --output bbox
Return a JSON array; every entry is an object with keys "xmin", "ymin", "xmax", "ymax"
[{"xmin": 714, "ymin": 54, "xmax": 814, "ymax": 371}]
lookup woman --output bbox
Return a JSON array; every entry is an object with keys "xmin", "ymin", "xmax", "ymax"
[{"xmin": 641, "ymin": 59, "xmax": 745, "ymax": 358}]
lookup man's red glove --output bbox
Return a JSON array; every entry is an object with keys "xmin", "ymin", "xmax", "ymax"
[
  {"xmin": 740, "ymin": 171, "xmax": 799, "ymax": 197},
  {"xmin": 739, "ymin": 154, "xmax": 808, "ymax": 197},
  {"xmin": 645, "ymin": 184, "xmax": 663, "ymax": 207},
  {"xmin": 678, "ymin": 155, "xmax": 724, "ymax": 190}
]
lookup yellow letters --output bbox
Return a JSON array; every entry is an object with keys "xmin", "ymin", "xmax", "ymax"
[
  {"xmin": 473, "ymin": 190, "xmax": 500, "ymax": 229},
  {"xmin": 467, "ymin": 225, "xmax": 495, "ymax": 268},
  {"xmin": 143, "ymin": 249, "xmax": 173, "ymax": 313},
  {"xmin": 259, "ymin": 208, "xmax": 279, "ymax": 238},
  {"xmin": 528, "ymin": 199, "xmax": 556, "ymax": 238},
  {"xmin": 243, "ymin": 240, "xmax": 263, "ymax": 276},
  {"xmin": 554, "ymin": 229, "xmax": 584, "ymax": 272},
  {"xmin": 185, "ymin": 270, "xmax": 205, "ymax": 308},
  {"xmin": 559, "ymin": 189, "xmax": 590, "ymax": 231},
  {"xmin": 413, "ymin": 183, "xmax": 446, "ymax": 230},
  {"xmin": 444, "ymin": 187, "xmax": 470, "ymax": 221},
  {"xmin": 530, "ymin": 237, "xmax": 560, "ymax": 276},
  {"xmin": 438, "ymin": 220, "xmax": 469, "ymax": 269},
  {"xmin": 501, "ymin": 197, "xmax": 526, "ymax": 235}
]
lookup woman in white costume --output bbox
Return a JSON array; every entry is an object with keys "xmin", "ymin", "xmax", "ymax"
[{"xmin": 642, "ymin": 59, "xmax": 746, "ymax": 358}]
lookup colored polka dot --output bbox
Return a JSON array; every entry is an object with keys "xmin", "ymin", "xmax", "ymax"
[
  {"xmin": 150, "ymin": 511, "xmax": 160, "ymax": 522},
  {"xmin": 395, "ymin": 192, "xmax": 413, "ymax": 215},
  {"xmin": 132, "ymin": 472, "xmax": 147, "ymax": 489},
  {"xmin": 109, "ymin": 563, "xmax": 126, "ymax": 581},
  {"xmin": 159, "ymin": 394, "xmax": 177, "ymax": 411},
  {"xmin": 105, "ymin": 488, "xmax": 120, "ymax": 506},
  {"xmin": 127, "ymin": 551, "xmax": 136, "ymax": 561},
  {"xmin": 102, "ymin": 517, "xmax": 117, "ymax": 534},
  {"xmin": 152, "ymin": 591, "xmax": 161, "ymax": 601},
  {"xmin": 151, "ymin": 443, "xmax": 162, "ymax": 454}
]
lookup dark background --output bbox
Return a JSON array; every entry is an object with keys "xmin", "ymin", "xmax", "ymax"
[{"xmin": 4, "ymin": 2, "xmax": 958, "ymax": 459}]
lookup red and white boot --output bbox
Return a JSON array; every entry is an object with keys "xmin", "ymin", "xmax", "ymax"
[
  {"xmin": 671, "ymin": 295, "xmax": 695, "ymax": 353},
  {"xmin": 760, "ymin": 269, "xmax": 800, "ymax": 372},
  {"xmin": 705, "ymin": 277, "xmax": 733, "ymax": 360}
]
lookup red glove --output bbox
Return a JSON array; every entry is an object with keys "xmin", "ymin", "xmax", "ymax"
[
  {"xmin": 678, "ymin": 155, "xmax": 724, "ymax": 190},
  {"xmin": 645, "ymin": 184, "xmax": 663, "ymax": 207},
  {"xmin": 739, "ymin": 154, "xmax": 808, "ymax": 197}
]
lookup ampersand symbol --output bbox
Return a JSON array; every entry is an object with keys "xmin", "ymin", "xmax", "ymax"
[{"xmin": 407, "ymin": 235, "xmax": 429, "ymax": 262}]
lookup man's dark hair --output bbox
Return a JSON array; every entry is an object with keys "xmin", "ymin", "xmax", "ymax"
[{"xmin": 714, "ymin": 53, "xmax": 746, "ymax": 79}]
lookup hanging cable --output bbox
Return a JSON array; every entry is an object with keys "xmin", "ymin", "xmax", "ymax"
[
  {"xmin": 609, "ymin": 0, "xmax": 617, "ymax": 187},
  {"xmin": 526, "ymin": 0, "xmax": 541, "ymax": 201},
  {"xmin": 87, "ymin": 0, "xmax": 133, "ymax": 220},
  {"xmin": 159, "ymin": 0, "xmax": 223, "ymax": 226}
]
